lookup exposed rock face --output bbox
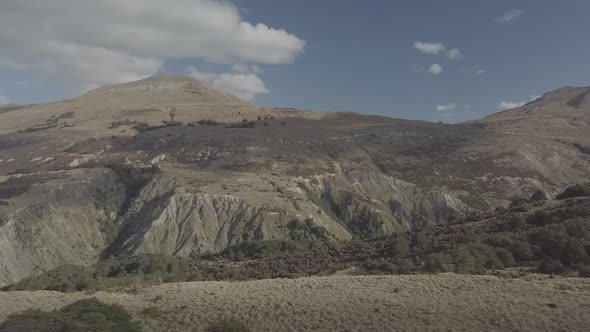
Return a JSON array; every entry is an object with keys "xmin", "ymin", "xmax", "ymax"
[
  {"xmin": 104, "ymin": 169, "xmax": 475, "ymax": 259},
  {"xmin": 0, "ymin": 166, "xmax": 477, "ymax": 286},
  {"xmin": 0, "ymin": 168, "xmax": 126, "ymax": 286}
]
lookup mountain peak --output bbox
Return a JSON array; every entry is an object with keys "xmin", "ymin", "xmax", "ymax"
[{"xmin": 80, "ymin": 73, "xmax": 251, "ymax": 106}]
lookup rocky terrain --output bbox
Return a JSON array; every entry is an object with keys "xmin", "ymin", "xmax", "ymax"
[{"xmin": 0, "ymin": 74, "xmax": 588, "ymax": 286}]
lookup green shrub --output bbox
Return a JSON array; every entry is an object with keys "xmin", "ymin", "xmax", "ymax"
[
  {"xmin": 206, "ymin": 318, "xmax": 251, "ymax": 332},
  {"xmin": 530, "ymin": 229, "xmax": 569, "ymax": 259},
  {"xmin": 509, "ymin": 240, "xmax": 533, "ymax": 261},
  {"xmin": 423, "ymin": 253, "xmax": 452, "ymax": 273},
  {"xmin": 530, "ymin": 190, "xmax": 548, "ymax": 202},
  {"xmin": 527, "ymin": 211, "xmax": 553, "ymax": 226},
  {"xmin": 132, "ymin": 122, "xmax": 152, "ymax": 132},
  {"xmin": 365, "ymin": 258, "xmax": 397, "ymax": 274},
  {"xmin": 510, "ymin": 216, "xmax": 528, "ymax": 230},
  {"xmin": 578, "ymin": 265, "xmax": 590, "ymax": 278},
  {"xmin": 495, "ymin": 248, "xmax": 516, "ymax": 267},
  {"xmin": 537, "ymin": 258, "xmax": 565, "ymax": 274},
  {"xmin": 557, "ymin": 183, "xmax": 590, "ymax": 199},
  {"xmin": 389, "ymin": 238, "xmax": 410, "ymax": 257},
  {"xmin": 392, "ymin": 258, "xmax": 414, "ymax": 274},
  {"xmin": 562, "ymin": 239, "xmax": 588, "ymax": 265},
  {"xmin": 412, "ymin": 230, "xmax": 430, "ymax": 251},
  {"xmin": 0, "ymin": 298, "xmax": 142, "ymax": 332},
  {"xmin": 450, "ymin": 248, "xmax": 477, "ymax": 273},
  {"xmin": 484, "ymin": 257, "xmax": 504, "ymax": 270}
]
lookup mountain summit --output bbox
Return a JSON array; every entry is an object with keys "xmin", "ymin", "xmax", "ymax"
[{"xmin": 82, "ymin": 74, "xmax": 251, "ymax": 107}]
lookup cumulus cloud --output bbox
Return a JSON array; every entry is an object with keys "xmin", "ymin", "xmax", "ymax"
[
  {"xmin": 189, "ymin": 67, "xmax": 269, "ymax": 100},
  {"xmin": 428, "ymin": 64, "xmax": 443, "ymax": 75},
  {"xmin": 0, "ymin": 0, "xmax": 305, "ymax": 93},
  {"xmin": 436, "ymin": 103, "xmax": 457, "ymax": 112},
  {"xmin": 414, "ymin": 41, "xmax": 447, "ymax": 55},
  {"xmin": 0, "ymin": 95, "xmax": 10, "ymax": 105},
  {"xmin": 414, "ymin": 41, "xmax": 463, "ymax": 60},
  {"xmin": 498, "ymin": 95, "xmax": 542, "ymax": 110},
  {"xmin": 496, "ymin": 9, "xmax": 525, "ymax": 23},
  {"xmin": 446, "ymin": 48, "xmax": 463, "ymax": 60}
]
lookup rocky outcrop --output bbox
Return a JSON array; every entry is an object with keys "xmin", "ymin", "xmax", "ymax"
[
  {"xmin": 0, "ymin": 165, "xmax": 480, "ymax": 286},
  {"xmin": 0, "ymin": 168, "xmax": 126, "ymax": 286},
  {"xmin": 296, "ymin": 170, "xmax": 476, "ymax": 237}
]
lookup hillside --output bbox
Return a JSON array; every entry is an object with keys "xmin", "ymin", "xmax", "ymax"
[
  {"xmin": 476, "ymin": 86, "xmax": 590, "ymax": 146},
  {"xmin": 0, "ymin": 74, "xmax": 589, "ymax": 286}
]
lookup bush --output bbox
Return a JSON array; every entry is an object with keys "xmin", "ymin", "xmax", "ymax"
[
  {"xmin": 510, "ymin": 216, "xmax": 528, "ymax": 230},
  {"xmin": 206, "ymin": 318, "xmax": 251, "ymax": 332},
  {"xmin": 530, "ymin": 190, "xmax": 548, "ymax": 202},
  {"xmin": 562, "ymin": 239, "xmax": 588, "ymax": 265},
  {"xmin": 527, "ymin": 211, "xmax": 553, "ymax": 226},
  {"xmin": 229, "ymin": 121, "xmax": 256, "ymax": 129},
  {"xmin": 450, "ymin": 248, "xmax": 477, "ymax": 273},
  {"xmin": 530, "ymin": 229, "xmax": 569, "ymax": 259},
  {"xmin": 194, "ymin": 119, "xmax": 223, "ymax": 126},
  {"xmin": 557, "ymin": 183, "xmax": 590, "ymax": 199},
  {"xmin": 392, "ymin": 258, "xmax": 414, "ymax": 274},
  {"xmin": 412, "ymin": 230, "xmax": 430, "ymax": 251},
  {"xmin": 495, "ymin": 248, "xmax": 516, "ymax": 267},
  {"xmin": 484, "ymin": 257, "xmax": 504, "ymax": 270},
  {"xmin": 537, "ymin": 258, "xmax": 565, "ymax": 274},
  {"xmin": 132, "ymin": 122, "xmax": 152, "ymax": 133},
  {"xmin": 0, "ymin": 298, "xmax": 142, "ymax": 332},
  {"xmin": 423, "ymin": 253, "xmax": 452, "ymax": 273},
  {"xmin": 388, "ymin": 238, "xmax": 410, "ymax": 257},
  {"xmin": 578, "ymin": 265, "xmax": 590, "ymax": 278},
  {"xmin": 365, "ymin": 258, "xmax": 397, "ymax": 274}
]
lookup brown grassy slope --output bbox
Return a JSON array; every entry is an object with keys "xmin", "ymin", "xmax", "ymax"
[{"xmin": 1, "ymin": 274, "xmax": 589, "ymax": 332}]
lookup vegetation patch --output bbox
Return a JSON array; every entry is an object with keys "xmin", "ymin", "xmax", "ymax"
[
  {"xmin": 557, "ymin": 183, "xmax": 590, "ymax": 199},
  {"xmin": 0, "ymin": 298, "xmax": 142, "ymax": 332},
  {"xmin": 18, "ymin": 111, "xmax": 75, "ymax": 133},
  {"xmin": 7, "ymin": 193, "xmax": 590, "ymax": 292}
]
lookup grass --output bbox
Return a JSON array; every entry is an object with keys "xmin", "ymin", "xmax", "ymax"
[{"xmin": 206, "ymin": 318, "xmax": 251, "ymax": 332}]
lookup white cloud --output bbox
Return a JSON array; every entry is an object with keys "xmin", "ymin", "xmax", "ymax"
[
  {"xmin": 498, "ymin": 101, "xmax": 526, "ymax": 110},
  {"xmin": 414, "ymin": 41, "xmax": 447, "ymax": 55},
  {"xmin": 496, "ymin": 9, "xmax": 525, "ymax": 23},
  {"xmin": 446, "ymin": 48, "xmax": 463, "ymax": 60},
  {"xmin": 464, "ymin": 105, "xmax": 472, "ymax": 109},
  {"xmin": 189, "ymin": 67, "xmax": 268, "ymax": 100},
  {"xmin": 475, "ymin": 69, "xmax": 486, "ymax": 76},
  {"xmin": 436, "ymin": 103, "xmax": 457, "ymax": 112},
  {"xmin": 0, "ymin": 95, "xmax": 10, "ymax": 105},
  {"xmin": 498, "ymin": 95, "xmax": 542, "ymax": 110},
  {"xmin": 414, "ymin": 41, "xmax": 463, "ymax": 60},
  {"xmin": 0, "ymin": 0, "xmax": 305, "ymax": 93},
  {"xmin": 231, "ymin": 64, "xmax": 261, "ymax": 75},
  {"xmin": 428, "ymin": 64, "xmax": 443, "ymax": 75}
]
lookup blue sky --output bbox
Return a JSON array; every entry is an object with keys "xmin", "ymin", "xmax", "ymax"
[{"xmin": 1, "ymin": 0, "xmax": 589, "ymax": 122}]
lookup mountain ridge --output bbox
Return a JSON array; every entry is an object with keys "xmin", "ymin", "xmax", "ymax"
[{"xmin": 0, "ymin": 76, "xmax": 588, "ymax": 285}]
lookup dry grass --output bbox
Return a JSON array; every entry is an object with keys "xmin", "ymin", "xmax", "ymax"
[{"xmin": 1, "ymin": 274, "xmax": 589, "ymax": 331}]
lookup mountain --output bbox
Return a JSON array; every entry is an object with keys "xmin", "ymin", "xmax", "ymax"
[
  {"xmin": 476, "ymin": 86, "xmax": 590, "ymax": 145},
  {"xmin": 0, "ymin": 75, "xmax": 588, "ymax": 285}
]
